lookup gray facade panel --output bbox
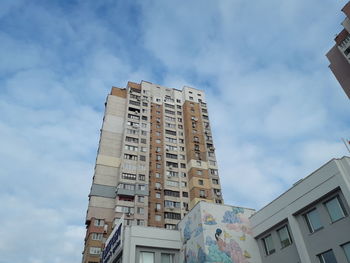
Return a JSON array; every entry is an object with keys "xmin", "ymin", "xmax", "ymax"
[
  {"xmin": 90, "ymin": 183, "xmax": 117, "ymax": 198},
  {"xmin": 257, "ymin": 222, "xmax": 301, "ymax": 263},
  {"xmin": 295, "ymin": 189, "xmax": 350, "ymax": 263},
  {"xmin": 116, "ymin": 188, "xmax": 135, "ymax": 196}
]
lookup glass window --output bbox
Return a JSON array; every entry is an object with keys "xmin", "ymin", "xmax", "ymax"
[
  {"xmin": 262, "ymin": 234, "xmax": 275, "ymax": 255},
  {"xmin": 324, "ymin": 196, "xmax": 346, "ymax": 222},
  {"xmin": 161, "ymin": 253, "xmax": 174, "ymax": 263},
  {"xmin": 305, "ymin": 209, "xmax": 323, "ymax": 233},
  {"xmin": 139, "ymin": 251, "xmax": 155, "ymax": 263},
  {"xmin": 343, "ymin": 242, "xmax": 350, "ymax": 262},
  {"xmin": 277, "ymin": 226, "xmax": 292, "ymax": 248},
  {"xmin": 318, "ymin": 250, "xmax": 337, "ymax": 263}
]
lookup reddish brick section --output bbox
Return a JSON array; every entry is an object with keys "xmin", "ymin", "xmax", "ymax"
[
  {"xmin": 148, "ymin": 103, "xmax": 165, "ymax": 227},
  {"xmin": 342, "ymin": 1, "xmax": 350, "ymax": 17},
  {"xmin": 335, "ymin": 29, "xmax": 350, "ymax": 45}
]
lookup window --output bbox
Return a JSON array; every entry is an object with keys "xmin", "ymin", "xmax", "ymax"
[
  {"xmin": 165, "ymin": 137, "xmax": 177, "ymax": 143},
  {"xmin": 181, "ymin": 182, "xmax": 187, "ymax": 187},
  {"xmin": 139, "ymin": 174, "xmax": 145, "ymax": 181},
  {"xmin": 138, "ymin": 196, "xmax": 145, "ymax": 203},
  {"xmin": 123, "ymin": 163, "xmax": 137, "ymax": 171},
  {"xmin": 119, "ymin": 183, "xmax": 135, "ymax": 191},
  {"xmin": 155, "ymin": 139, "xmax": 161, "ymax": 144},
  {"xmin": 126, "ymin": 136, "xmax": 139, "ymax": 143},
  {"xmin": 166, "ymin": 180, "xmax": 179, "ymax": 187},
  {"xmin": 180, "ymin": 163, "xmax": 186, "ymax": 168},
  {"xmin": 166, "ymin": 153, "xmax": 177, "ymax": 159},
  {"xmin": 200, "ymin": 190, "xmax": 206, "ymax": 198},
  {"xmin": 164, "ymin": 190, "xmax": 180, "ymax": 197},
  {"xmin": 155, "ymin": 172, "xmax": 160, "ymax": 178},
  {"xmin": 139, "ymin": 251, "xmax": 155, "ymax": 263},
  {"xmin": 137, "ymin": 207, "xmax": 144, "ymax": 214},
  {"xmin": 122, "ymin": 173, "xmax": 137, "ymax": 180},
  {"xmin": 116, "ymin": 206, "xmax": 134, "ymax": 213},
  {"xmin": 137, "ymin": 219, "xmax": 145, "ymax": 226},
  {"xmin": 156, "ymin": 203, "xmax": 161, "ymax": 210},
  {"xmin": 138, "ymin": 184, "xmax": 146, "ymax": 191},
  {"xmin": 165, "ymin": 129, "xmax": 177, "ymax": 136},
  {"xmin": 198, "ymin": 179, "xmax": 204, "ymax": 185},
  {"xmin": 89, "ymin": 247, "xmax": 102, "ymax": 255},
  {"xmin": 155, "ymin": 215, "xmax": 162, "ymax": 221},
  {"xmin": 156, "ymin": 163, "xmax": 161, "ymax": 169},
  {"xmin": 182, "ymin": 191, "xmax": 188, "ymax": 197},
  {"xmin": 124, "ymin": 154, "xmax": 138, "ymax": 160},
  {"xmin": 141, "ymin": 138, "xmax": 146, "ymax": 144},
  {"xmin": 161, "ymin": 253, "xmax": 175, "ymax": 263},
  {"xmin": 94, "ymin": 219, "xmax": 104, "ymax": 226},
  {"xmin": 166, "ymin": 171, "xmax": 178, "ymax": 177},
  {"xmin": 165, "ymin": 224, "xmax": 177, "ymax": 230},
  {"xmin": 262, "ymin": 234, "xmax": 275, "ymax": 255},
  {"xmin": 165, "ymin": 200, "xmax": 180, "ymax": 208},
  {"xmin": 156, "ymin": 155, "xmax": 162, "ymax": 160},
  {"xmin": 92, "ymin": 233, "xmax": 103, "ymax": 240},
  {"xmin": 277, "ymin": 226, "xmax": 292, "ymax": 248},
  {"xmin": 140, "ymin": 147, "xmax": 147, "ymax": 152},
  {"xmin": 342, "ymin": 242, "xmax": 350, "ymax": 262},
  {"xmin": 156, "ymin": 192, "xmax": 161, "ymax": 198},
  {"xmin": 166, "ymin": 145, "xmax": 177, "ymax": 151},
  {"xmin": 324, "ymin": 196, "xmax": 347, "ymax": 222},
  {"xmin": 139, "ymin": 155, "xmax": 146, "ymax": 161},
  {"xmin": 164, "ymin": 212, "xmax": 181, "ymax": 220},
  {"xmin": 155, "ymin": 182, "xmax": 161, "ymax": 189},
  {"xmin": 212, "ymin": 179, "xmax": 219, "ymax": 184},
  {"xmin": 318, "ymin": 250, "xmax": 337, "ymax": 263},
  {"xmin": 305, "ymin": 209, "xmax": 323, "ymax": 233}
]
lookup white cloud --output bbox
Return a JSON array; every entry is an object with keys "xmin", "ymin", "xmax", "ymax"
[{"xmin": 0, "ymin": 0, "xmax": 350, "ymax": 262}]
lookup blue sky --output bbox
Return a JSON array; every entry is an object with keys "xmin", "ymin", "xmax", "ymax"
[{"xmin": 1, "ymin": 0, "xmax": 349, "ymax": 262}]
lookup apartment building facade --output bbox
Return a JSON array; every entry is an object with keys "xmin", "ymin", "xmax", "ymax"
[
  {"xmin": 250, "ymin": 157, "xmax": 350, "ymax": 263},
  {"xmin": 82, "ymin": 81, "xmax": 223, "ymax": 263},
  {"xmin": 326, "ymin": 1, "xmax": 350, "ymax": 99}
]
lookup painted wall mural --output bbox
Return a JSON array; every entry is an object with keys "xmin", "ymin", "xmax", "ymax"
[{"xmin": 178, "ymin": 202, "xmax": 261, "ymax": 263}]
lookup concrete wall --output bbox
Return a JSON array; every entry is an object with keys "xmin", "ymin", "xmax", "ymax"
[
  {"xmin": 251, "ymin": 157, "xmax": 350, "ymax": 263},
  {"xmin": 122, "ymin": 226, "xmax": 182, "ymax": 263}
]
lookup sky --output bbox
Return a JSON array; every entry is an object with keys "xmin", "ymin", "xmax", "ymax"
[{"xmin": 0, "ymin": 0, "xmax": 349, "ymax": 262}]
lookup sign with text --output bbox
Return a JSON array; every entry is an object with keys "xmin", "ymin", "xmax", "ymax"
[{"xmin": 102, "ymin": 216, "xmax": 123, "ymax": 263}]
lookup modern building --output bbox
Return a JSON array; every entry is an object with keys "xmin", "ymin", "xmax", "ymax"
[
  {"xmin": 326, "ymin": 1, "xmax": 350, "ymax": 99},
  {"xmin": 250, "ymin": 156, "xmax": 350, "ymax": 263},
  {"xmin": 103, "ymin": 201, "xmax": 261, "ymax": 263},
  {"xmin": 82, "ymin": 81, "xmax": 223, "ymax": 263},
  {"xmin": 100, "ymin": 156, "xmax": 350, "ymax": 263}
]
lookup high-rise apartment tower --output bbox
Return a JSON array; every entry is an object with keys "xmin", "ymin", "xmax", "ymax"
[
  {"xmin": 82, "ymin": 81, "xmax": 223, "ymax": 263},
  {"xmin": 326, "ymin": 1, "xmax": 350, "ymax": 99}
]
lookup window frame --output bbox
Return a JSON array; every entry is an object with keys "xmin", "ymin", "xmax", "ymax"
[
  {"xmin": 276, "ymin": 225, "xmax": 292, "ymax": 248},
  {"xmin": 317, "ymin": 249, "xmax": 338, "ymax": 263},
  {"xmin": 262, "ymin": 234, "xmax": 275, "ymax": 255},
  {"xmin": 323, "ymin": 195, "xmax": 347, "ymax": 223},
  {"xmin": 304, "ymin": 208, "xmax": 323, "ymax": 233}
]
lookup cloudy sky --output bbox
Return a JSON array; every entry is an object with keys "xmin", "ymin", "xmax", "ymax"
[{"xmin": 1, "ymin": 0, "xmax": 349, "ymax": 262}]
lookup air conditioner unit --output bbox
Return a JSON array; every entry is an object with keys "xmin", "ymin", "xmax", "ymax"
[
  {"xmin": 169, "ymin": 207, "xmax": 174, "ymax": 211},
  {"xmin": 166, "ymin": 149, "xmax": 169, "ymax": 152}
]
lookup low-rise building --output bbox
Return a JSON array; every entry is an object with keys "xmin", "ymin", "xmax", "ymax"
[
  {"xmin": 100, "ymin": 157, "xmax": 350, "ymax": 263},
  {"xmin": 250, "ymin": 156, "xmax": 350, "ymax": 263}
]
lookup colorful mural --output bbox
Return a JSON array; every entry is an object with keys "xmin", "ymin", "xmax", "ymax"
[{"xmin": 179, "ymin": 202, "xmax": 261, "ymax": 263}]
